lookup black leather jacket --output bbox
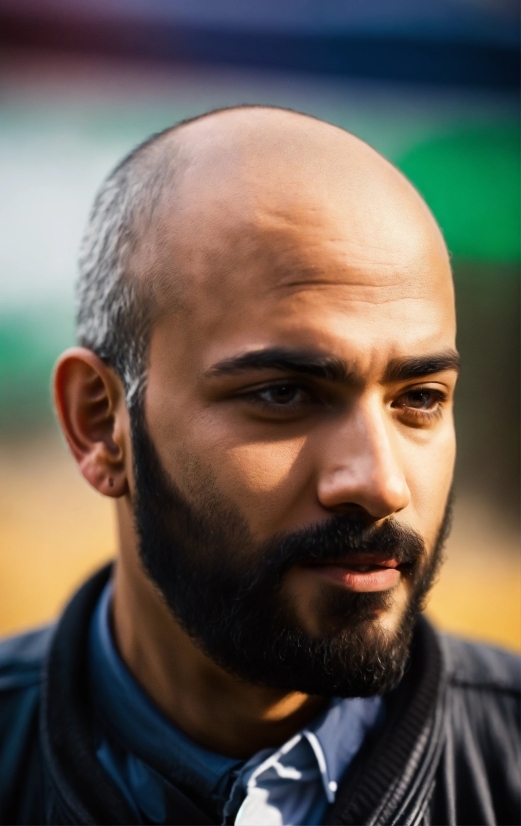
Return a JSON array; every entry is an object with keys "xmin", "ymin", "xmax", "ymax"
[{"xmin": 0, "ymin": 565, "xmax": 519, "ymax": 825}]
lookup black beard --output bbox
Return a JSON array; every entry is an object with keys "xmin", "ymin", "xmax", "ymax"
[{"xmin": 130, "ymin": 406, "xmax": 452, "ymax": 698}]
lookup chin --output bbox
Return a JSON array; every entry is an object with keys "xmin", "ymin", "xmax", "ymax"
[{"xmin": 291, "ymin": 578, "xmax": 406, "ymax": 639}]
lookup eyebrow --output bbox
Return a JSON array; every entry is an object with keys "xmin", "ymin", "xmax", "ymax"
[
  {"xmin": 384, "ymin": 350, "xmax": 461, "ymax": 382},
  {"xmin": 205, "ymin": 347, "xmax": 354, "ymax": 382},
  {"xmin": 205, "ymin": 346, "xmax": 460, "ymax": 384}
]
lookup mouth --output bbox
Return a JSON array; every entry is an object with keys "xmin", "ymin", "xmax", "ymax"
[{"xmin": 305, "ymin": 555, "xmax": 404, "ymax": 593}]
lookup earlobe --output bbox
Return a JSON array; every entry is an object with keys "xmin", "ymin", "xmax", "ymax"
[{"xmin": 53, "ymin": 347, "xmax": 129, "ymax": 498}]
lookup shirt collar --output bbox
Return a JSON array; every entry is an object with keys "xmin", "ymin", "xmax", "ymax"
[
  {"xmin": 305, "ymin": 691, "xmax": 384, "ymax": 794},
  {"xmin": 231, "ymin": 693, "xmax": 383, "ymax": 807}
]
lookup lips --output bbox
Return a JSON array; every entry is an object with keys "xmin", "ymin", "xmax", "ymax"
[{"xmin": 306, "ymin": 555, "xmax": 402, "ymax": 593}]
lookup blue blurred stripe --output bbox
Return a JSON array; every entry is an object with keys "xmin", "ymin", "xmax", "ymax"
[{"xmin": 1, "ymin": 5, "xmax": 518, "ymax": 89}]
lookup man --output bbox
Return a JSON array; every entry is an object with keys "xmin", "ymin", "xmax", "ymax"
[{"xmin": 0, "ymin": 106, "xmax": 519, "ymax": 825}]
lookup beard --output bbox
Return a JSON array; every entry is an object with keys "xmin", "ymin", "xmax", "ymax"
[{"xmin": 130, "ymin": 406, "xmax": 452, "ymax": 698}]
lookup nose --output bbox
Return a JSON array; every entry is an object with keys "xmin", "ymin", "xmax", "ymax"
[{"xmin": 316, "ymin": 396, "xmax": 410, "ymax": 520}]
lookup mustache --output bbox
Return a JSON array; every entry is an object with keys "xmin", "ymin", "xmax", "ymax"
[{"xmin": 256, "ymin": 511, "xmax": 426, "ymax": 580}]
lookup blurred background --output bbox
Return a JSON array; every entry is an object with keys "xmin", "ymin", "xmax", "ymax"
[{"xmin": 0, "ymin": 0, "xmax": 519, "ymax": 649}]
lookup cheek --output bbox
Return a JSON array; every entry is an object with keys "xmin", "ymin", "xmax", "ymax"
[
  {"xmin": 194, "ymin": 433, "xmax": 313, "ymax": 538},
  {"xmin": 404, "ymin": 423, "xmax": 456, "ymax": 548},
  {"xmin": 146, "ymin": 388, "xmax": 313, "ymax": 538}
]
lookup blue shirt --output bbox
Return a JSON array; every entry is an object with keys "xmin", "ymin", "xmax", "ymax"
[{"xmin": 89, "ymin": 583, "xmax": 384, "ymax": 825}]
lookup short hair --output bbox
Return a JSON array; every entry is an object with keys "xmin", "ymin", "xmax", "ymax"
[{"xmin": 76, "ymin": 122, "xmax": 181, "ymax": 411}]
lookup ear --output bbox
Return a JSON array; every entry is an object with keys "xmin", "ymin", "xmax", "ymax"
[{"xmin": 53, "ymin": 347, "xmax": 130, "ymax": 498}]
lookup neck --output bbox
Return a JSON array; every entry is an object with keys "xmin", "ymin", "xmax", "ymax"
[{"xmin": 111, "ymin": 514, "xmax": 325, "ymax": 759}]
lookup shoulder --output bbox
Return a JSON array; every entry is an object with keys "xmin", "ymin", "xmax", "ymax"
[
  {"xmin": 0, "ymin": 624, "xmax": 54, "ymax": 688},
  {"xmin": 438, "ymin": 632, "xmax": 520, "ymax": 770},
  {"xmin": 429, "ymin": 633, "xmax": 521, "ymax": 823},
  {"xmin": 0, "ymin": 627, "xmax": 54, "ymax": 818},
  {"xmin": 0, "ymin": 626, "xmax": 54, "ymax": 767},
  {"xmin": 0, "ymin": 624, "xmax": 53, "ymax": 740},
  {"xmin": 438, "ymin": 632, "xmax": 521, "ymax": 693}
]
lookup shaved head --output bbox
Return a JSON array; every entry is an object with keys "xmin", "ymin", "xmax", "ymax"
[{"xmin": 76, "ymin": 105, "xmax": 451, "ymax": 409}]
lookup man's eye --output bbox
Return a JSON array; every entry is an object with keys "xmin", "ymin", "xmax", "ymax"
[
  {"xmin": 400, "ymin": 390, "xmax": 438, "ymax": 410},
  {"xmin": 256, "ymin": 384, "xmax": 308, "ymax": 405},
  {"xmin": 393, "ymin": 387, "xmax": 446, "ymax": 419}
]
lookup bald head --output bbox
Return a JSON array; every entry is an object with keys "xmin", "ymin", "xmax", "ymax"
[{"xmin": 76, "ymin": 105, "xmax": 452, "ymax": 409}]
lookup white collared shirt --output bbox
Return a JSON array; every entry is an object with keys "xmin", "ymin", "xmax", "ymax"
[{"xmin": 223, "ymin": 696, "xmax": 383, "ymax": 825}]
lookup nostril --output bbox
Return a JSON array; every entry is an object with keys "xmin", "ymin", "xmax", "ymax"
[
  {"xmin": 336, "ymin": 503, "xmax": 365, "ymax": 513},
  {"xmin": 325, "ymin": 502, "xmax": 375, "ymax": 524}
]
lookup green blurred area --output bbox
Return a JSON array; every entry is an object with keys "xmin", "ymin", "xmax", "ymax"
[
  {"xmin": 452, "ymin": 262, "xmax": 519, "ymax": 517},
  {"xmin": 0, "ymin": 103, "xmax": 519, "ymax": 518},
  {"xmin": 0, "ymin": 305, "xmax": 73, "ymax": 432},
  {"xmin": 399, "ymin": 125, "xmax": 520, "ymax": 263}
]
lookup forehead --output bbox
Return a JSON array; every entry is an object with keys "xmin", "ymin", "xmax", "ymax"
[{"xmin": 148, "ymin": 133, "xmax": 455, "ymax": 374}]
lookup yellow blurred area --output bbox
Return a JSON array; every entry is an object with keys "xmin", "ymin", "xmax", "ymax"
[{"xmin": 1, "ymin": 432, "xmax": 519, "ymax": 651}]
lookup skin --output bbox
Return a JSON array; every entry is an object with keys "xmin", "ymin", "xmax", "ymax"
[{"xmin": 54, "ymin": 108, "xmax": 458, "ymax": 759}]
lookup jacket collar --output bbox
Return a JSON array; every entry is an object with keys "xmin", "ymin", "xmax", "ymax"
[
  {"xmin": 40, "ymin": 565, "xmax": 219, "ymax": 824},
  {"xmin": 40, "ymin": 564, "xmax": 138, "ymax": 824}
]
